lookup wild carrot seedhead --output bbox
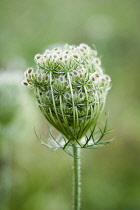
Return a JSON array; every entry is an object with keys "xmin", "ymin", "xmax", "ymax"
[{"xmin": 23, "ymin": 43, "xmax": 112, "ymax": 151}]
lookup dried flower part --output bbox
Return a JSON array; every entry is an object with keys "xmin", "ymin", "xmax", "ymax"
[{"xmin": 23, "ymin": 43, "xmax": 111, "ymax": 143}]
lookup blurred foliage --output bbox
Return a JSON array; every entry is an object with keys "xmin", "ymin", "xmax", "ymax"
[
  {"xmin": 0, "ymin": 0, "xmax": 140, "ymax": 209},
  {"xmin": 0, "ymin": 86, "xmax": 19, "ymax": 127}
]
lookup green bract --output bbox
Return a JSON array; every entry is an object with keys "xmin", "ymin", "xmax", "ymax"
[{"xmin": 23, "ymin": 43, "xmax": 112, "ymax": 150}]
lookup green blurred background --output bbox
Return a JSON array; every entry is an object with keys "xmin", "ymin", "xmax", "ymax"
[{"xmin": 0, "ymin": 0, "xmax": 140, "ymax": 209}]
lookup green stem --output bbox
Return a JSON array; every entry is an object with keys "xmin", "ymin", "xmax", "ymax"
[{"xmin": 73, "ymin": 145, "xmax": 81, "ymax": 210}]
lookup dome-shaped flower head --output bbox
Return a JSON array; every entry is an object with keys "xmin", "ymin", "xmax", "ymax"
[{"xmin": 23, "ymin": 43, "xmax": 111, "ymax": 149}]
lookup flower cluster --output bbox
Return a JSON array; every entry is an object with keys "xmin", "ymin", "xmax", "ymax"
[{"xmin": 23, "ymin": 43, "xmax": 111, "ymax": 149}]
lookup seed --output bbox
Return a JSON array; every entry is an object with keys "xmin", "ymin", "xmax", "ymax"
[
  {"xmin": 73, "ymin": 71, "xmax": 77, "ymax": 75},
  {"xmin": 59, "ymin": 76, "xmax": 64, "ymax": 81},
  {"xmin": 73, "ymin": 55, "xmax": 78, "ymax": 58},
  {"xmin": 28, "ymin": 68, "xmax": 32, "ymax": 74},
  {"xmin": 79, "ymin": 92, "xmax": 83, "ymax": 98},
  {"xmin": 23, "ymin": 82, "xmax": 28, "ymax": 86},
  {"xmin": 65, "ymin": 93, "xmax": 70, "ymax": 98},
  {"xmin": 46, "ymin": 92, "xmax": 50, "ymax": 97},
  {"xmin": 36, "ymin": 55, "xmax": 41, "ymax": 59},
  {"xmin": 106, "ymin": 76, "xmax": 110, "ymax": 81}
]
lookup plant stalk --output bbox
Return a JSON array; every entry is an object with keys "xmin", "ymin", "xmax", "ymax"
[{"xmin": 72, "ymin": 145, "xmax": 81, "ymax": 210}]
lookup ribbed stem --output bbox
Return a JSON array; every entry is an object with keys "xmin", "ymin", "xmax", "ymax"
[{"xmin": 72, "ymin": 145, "xmax": 81, "ymax": 210}]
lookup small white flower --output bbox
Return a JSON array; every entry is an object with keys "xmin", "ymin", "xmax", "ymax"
[
  {"xmin": 34, "ymin": 54, "xmax": 42, "ymax": 64},
  {"xmin": 94, "ymin": 58, "xmax": 101, "ymax": 66}
]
